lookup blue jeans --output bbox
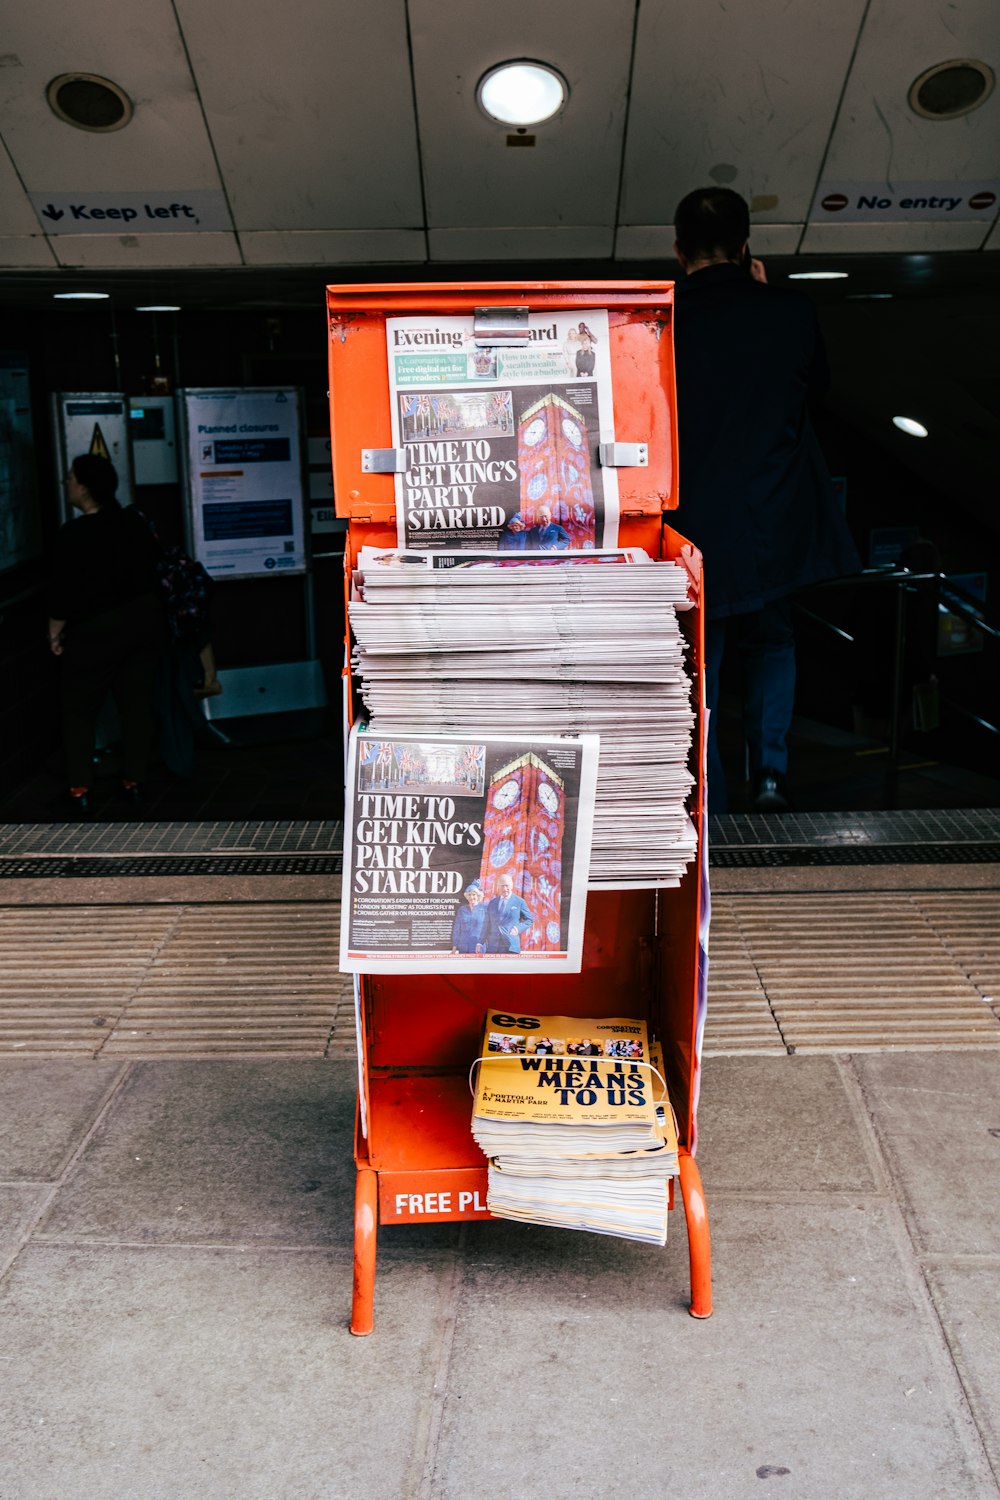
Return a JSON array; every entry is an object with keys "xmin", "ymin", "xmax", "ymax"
[{"xmin": 704, "ymin": 599, "xmax": 796, "ymax": 812}]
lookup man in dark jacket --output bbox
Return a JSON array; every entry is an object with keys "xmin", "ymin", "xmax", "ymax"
[{"xmin": 672, "ymin": 187, "xmax": 860, "ymax": 811}]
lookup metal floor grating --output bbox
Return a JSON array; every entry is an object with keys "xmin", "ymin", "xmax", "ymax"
[
  {"xmin": 710, "ymin": 808, "xmax": 1000, "ymax": 850},
  {"xmin": 0, "ymin": 854, "xmax": 342, "ymax": 879},
  {"xmin": 708, "ymin": 808, "xmax": 1000, "ymax": 867},
  {"xmin": 0, "ymin": 819, "xmax": 343, "ymax": 858},
  {"xmin": 711, "ymin": 843, "xmax": 1000, "ymax": 867},
  {"xmin": 0, "ymin": 820, "xmax": 344, "ymax": 881}
]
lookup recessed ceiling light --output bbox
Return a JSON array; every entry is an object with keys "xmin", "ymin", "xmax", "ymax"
[
  {"xmin": 46, "ymin": 73, "xmax": 133, "ymax": 132},
  {"xmin": 908, "ymin": 59, "xmax": 994, "ymax": 119},
  {"xmin": 893, "ymin": 416, "xmax": 929, "ymax": 438},
  {"xmin": 788, "ymin": 271, "xmax": 849, "ymax": 280},
  {"xmin": 53, "ymin": 291, "xmax": 110, "ymax": 300},
  {"xmin": 477, "ymin": 61, "xmax": 567, "ymax": 126},
  {"xmin": 847, "ymin": 293, "xmax": 894, "ymax": 300},
  {"xmin": 136, "ymin": 305, "xmax": 181, "ymax": 312}
]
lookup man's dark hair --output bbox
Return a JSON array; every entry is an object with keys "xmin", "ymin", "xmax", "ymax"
[
  {"xmin": 71, "ymin": 453, "xmax": 120, "ymax": 507},
  {"xmin": 674, "ymin": 187, "xmax": 751, "ymax": 263}
]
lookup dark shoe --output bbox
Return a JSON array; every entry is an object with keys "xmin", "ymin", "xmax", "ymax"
[{"xmin": 753, "ymin": 768, "xmax": 789, "ymax": 812}]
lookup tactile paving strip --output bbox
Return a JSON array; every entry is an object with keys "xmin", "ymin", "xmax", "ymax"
[
  {"xmin": 0, "ymin": 904, "xmax": 353, "ymax": 1060},
  {"xmin": 708, "ymin": 891, "xmax": 1000, "ymax": 1054},
  {"xmin": 3, "ymin": 891, "xmax": 999, "ymax": 1062}
]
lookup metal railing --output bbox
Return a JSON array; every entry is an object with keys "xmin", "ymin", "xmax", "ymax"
[{"xmin": 800, "ymin": 567, "xmax": 999, "ymax": 806}]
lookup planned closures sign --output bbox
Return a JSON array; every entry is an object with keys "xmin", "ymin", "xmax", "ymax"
[{"xmin": 180, "ymin": 388, "xmax": 306, "ymax": 579}]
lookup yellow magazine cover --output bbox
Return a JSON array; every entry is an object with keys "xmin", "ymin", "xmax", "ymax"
[{"xmin": 473, "ymin": 1011, "xmax": 656, "ymax": 1130}]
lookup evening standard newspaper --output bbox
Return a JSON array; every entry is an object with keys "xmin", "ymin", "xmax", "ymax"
[
  {"xmin": 340, "ymin": 728, "xmax": 599, "ymax": 975},
  {"xmin": 386, "ymin": 309, "xmax": 620, "ymax": 551}
]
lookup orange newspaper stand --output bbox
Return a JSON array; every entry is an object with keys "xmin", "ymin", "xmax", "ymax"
[{"xmin": 327, "ymin": 281, "xmax": 711, "ymax": 1335}]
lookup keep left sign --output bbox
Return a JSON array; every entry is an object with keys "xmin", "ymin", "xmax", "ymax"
[{"xmin": 30, "ymin": 190, "xmax": 233, "ymax": 233}]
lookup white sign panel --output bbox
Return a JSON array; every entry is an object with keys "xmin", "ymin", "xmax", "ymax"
[
  {"xmin": 181, "ymin": 388, "xmax": 306, "ymax": 579},
  {"xmin": 52, "ymin": 393, "xmax": 134, "ymax": 517},
  {"xmin": 30, "ymin": 191, "xmax": 233, "ymax": 234},
  {"xmin": 811, "ymin": 181, "xmax": 1000, "ymax": 222}
]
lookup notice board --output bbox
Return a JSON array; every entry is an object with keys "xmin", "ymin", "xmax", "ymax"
[{"xmin": 179, "ymin": 387, "xmax": 307, "ymax": 579}]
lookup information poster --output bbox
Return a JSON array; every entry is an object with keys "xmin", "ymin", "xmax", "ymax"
[
  {"xmin": 340, "ymin": 728, "xmax": 599, "ymax": 975},
  {"xmin": 0, "ymin": 354, "xmax": 41, "ymax": 575},
  {"xmin": 386, "ymin": 310, "xmax": 619, "ymax": 552},
  {"xmin": 181, "ymin": 387, "xmax": 306, "ymax": 579}
]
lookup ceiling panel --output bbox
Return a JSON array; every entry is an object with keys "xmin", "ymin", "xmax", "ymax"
[
  {"xmin": 174, "ymin": 0, "xmax": 424, "ymax": 231},
  {"xmin": 0, "ymin": 145, "xmax": 45, "ymax": 235},
  {"xmin": 801, "ymin": 219, "xmax": 990, "ymax": 253},
  {"xmin": 52, "ymin": 232, "xmax": 242, "ymax": 268},
  {"xmin": 818, "ymin": 0, "xmax": 999, "ymax": 183},
  {"xmin": 0, "ymin": 235, "xmax": 57, "ymax": 267},
  {"xmin": 620, "ymin": 0, "xmax": 868, "ymax": 228},
  {"xmin": 428, "ymin": 225, "xmax": 615, "ymax": 260},
  {"xmin": 241, "ymin": 230, "xmax": 427, "ymax": 266},
  {"xmin": 409, "ymin": 0, "xmax": 634, "ymax": 228},
  {"xmin": 615, "ymin": 223, "xmax": 803, "ymax": 259},
  {"xmin": 0, "ymin": 0, "xmax": 996, "ymax": 274},
  {"xmin": 0, "ymin": 0, "xmax": 222, "ymax": 193}
]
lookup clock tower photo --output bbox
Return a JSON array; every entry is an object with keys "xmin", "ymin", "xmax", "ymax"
[
  {"xmin": 517, "ymin": 391, "xmax": 596, "ymax": 548},
  {"xmin": 480, "ymin": 751, "xmax": 567, "ymax": 953}
]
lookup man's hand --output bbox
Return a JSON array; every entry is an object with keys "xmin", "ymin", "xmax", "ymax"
[{"xmin": 750, "ymin": 257, "xmax": 768, "ymax": 284}]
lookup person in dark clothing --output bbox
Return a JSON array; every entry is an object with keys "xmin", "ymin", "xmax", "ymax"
[
  {"xmin": 482, "ymin": 872, "xmax": 534, "ymax": 955},
  {"xmin": 672, "ymin": 187, "xmax": 860, "ymax": 811},
  {"xmin": 48, "ymin": 454, "xmax": 165, "ymax": 814}
]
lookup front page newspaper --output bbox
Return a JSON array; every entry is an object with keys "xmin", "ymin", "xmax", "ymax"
[
  {"xmin": 386, "ymin": 310, "xmax": 620, "ymax": 551},
  {"xmin": 340, "ymin": 728, "xmax": 599, "ymax": 974}
]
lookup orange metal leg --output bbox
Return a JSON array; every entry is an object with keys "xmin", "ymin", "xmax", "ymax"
[
  {"xmin": 678, "ymin": 1148, "xmax": 713, "ymax": 1319},
  {"xmin": 350, "ymin": 1166, "xmax": 378, "ymax": 1336}
]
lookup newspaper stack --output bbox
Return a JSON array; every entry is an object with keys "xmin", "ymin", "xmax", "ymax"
[
  {"xmin": 350, "ymin": 548, "xmax": 697, "ymax": 888},
  {"xmin": 471, "ymin": 1013, "xmax": 679, "ymax": 1245}
]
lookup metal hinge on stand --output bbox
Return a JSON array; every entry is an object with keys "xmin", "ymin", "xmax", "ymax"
[
  {"xmin": 599, "ymin": 442, "xmax": 649, "ymax": 467},
  {"xmin": 360, "ymin": 448, "xmax": 408, "ymax": 473},
  {"xmin": 473, "ymin": 305, "xmax": 530, "ymax": 346}
]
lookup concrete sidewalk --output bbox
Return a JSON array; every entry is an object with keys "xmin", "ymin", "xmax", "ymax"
[{"xmin": 1, "ymin": 1051, "xmax": 997, "ymax": 1500}]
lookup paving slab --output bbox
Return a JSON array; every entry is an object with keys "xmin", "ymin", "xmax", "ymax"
[
  {"xmin": 446, "ymin": 1201, "xmax": 995, "ymax": 1500},
  {"xmin": 0, "ymin": 1244, "xmax": 448, "ymax": 1500},
  {"xmin": 695, "ymin": 1055, "xmax": 879, "ymax": 1193},
  {"xmin": 0, "ymin": 1061, "xmax": 124, "ymax": 1181},
  {"xmin": 852, "ymin": 1052, "xmax": 1000, "ymax": 1255},
  {"xmin": 0, "ymin": 1184, "xmax": 49, "ymax": 1250},
  {"xmin": 39, "ymin": 1060, "xmax": 357, "ymax": 1247},
  {"xmin": 927, "ymin": 1267, "xmax": 1000, "ymax": 1486}
]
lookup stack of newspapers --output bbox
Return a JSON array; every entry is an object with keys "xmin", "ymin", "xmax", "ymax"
[
  {"xmin": 471, "ymin": 1012, "xmax": 679, "ymax": 1245},
  {"xmin": 349, "ymin": 548, "xmax": 697, "ymax": 888}
]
